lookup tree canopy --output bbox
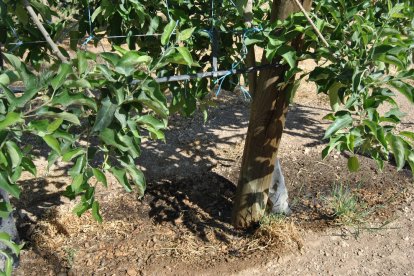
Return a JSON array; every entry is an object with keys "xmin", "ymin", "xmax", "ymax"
[{"xmin": 0, "ymin": 0, "xmax": 413, "ymax": 273}]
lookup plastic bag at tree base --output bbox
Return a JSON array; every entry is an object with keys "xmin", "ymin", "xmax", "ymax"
[{"xmin": 268, "ymin": 159, "xmax": 291, "ymax": 215}]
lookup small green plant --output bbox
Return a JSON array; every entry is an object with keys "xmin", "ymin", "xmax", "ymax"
[
  {"xmin": 260, "ymin": 213, "xmax": 287, "ymax": 226},
  {"xmin": 63, "ymin": 247, "xmax": 76, "ymax": 269},
  {"xmin": 325, "ymin": 183, "xmax": 368, "ymax": 225}
]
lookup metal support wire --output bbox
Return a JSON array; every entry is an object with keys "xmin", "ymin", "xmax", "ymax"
[
  {"xmin": 5, "ymin": 63, "xmax": 280, "ymax": 93},
  {"xmin": 146, "ymin": 62, "xmax": 279, "ymax": 83}
]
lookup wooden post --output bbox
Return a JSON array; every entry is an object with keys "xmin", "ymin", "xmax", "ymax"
[{"xmin": 232, "ymin": 0, "xmax": 312, "ymax": 228}]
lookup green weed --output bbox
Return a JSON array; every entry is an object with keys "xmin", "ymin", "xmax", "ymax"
[{"xmin": 325, "ymin": 182, "xmax": 369, "ymax": 226}]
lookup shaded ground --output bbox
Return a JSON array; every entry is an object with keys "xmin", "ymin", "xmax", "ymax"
[{"xmin": 12, "ymin": 61, "xmax": 414, "ymax": 275}]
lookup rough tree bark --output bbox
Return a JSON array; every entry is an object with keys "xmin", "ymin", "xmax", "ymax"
[
  {"xmin": 232, "ymin": 0, "xmax": 312, "ymax": 228},
  {"xmin": 243, "ymin": 0, "xmax": 257, "ymax": 95}
]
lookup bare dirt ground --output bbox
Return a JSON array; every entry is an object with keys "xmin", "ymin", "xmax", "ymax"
[{"xmin": 13, "ymin": 60, "xmax": 414, "ymax": 275}]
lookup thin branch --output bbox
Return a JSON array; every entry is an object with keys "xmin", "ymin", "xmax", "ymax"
[
  {"xmin": 292, "ymin": 0, "xmax": 330, "ymax": 48},
  {"xmin": 23, "ymin": 0, "xmax": 68, "ymax": 63}
]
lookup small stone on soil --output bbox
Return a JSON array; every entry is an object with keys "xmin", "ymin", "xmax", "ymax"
[{"xmin": 127, "ymin": 268, "xmax": 138, "ymax": 276}]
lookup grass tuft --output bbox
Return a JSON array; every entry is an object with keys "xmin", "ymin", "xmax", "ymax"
[{"xmin": 325, "ymin": 182, "xmax": 369, "ymax": 226}]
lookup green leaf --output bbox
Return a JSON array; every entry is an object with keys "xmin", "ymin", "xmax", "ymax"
[
  {"xmin": 52, "ymin": 90, "xmax": 97, "ymax": 111},
  {"xmin": 281, "ymin": 49, "xmax": 296, "ymax": 69},
  {"xmin": 377, "ymin": 54, "xmax": 404, "ymax": 69},
  {"xmin": 352, "ymin": 69, "xmax": 363, "ymax": 93},
  {"xmin": 77, "ymin": 51, "xmax": 88, "ymax": 76},
  {"xmin": 15, "ymin": 3, "xmax": 29, "ymax": 25},
  {"xmin": 136, "ymin": 115, "xmax": 166, "ymax": 130},
  {"xmin": 178, "ymin": 27, "xmax": 196, "ymax": 41},
  {"xmin": 99, "ymin": 128, "xmax": 128, "ymax": 152},
  {"xmin": 68, "ymin": 155, "xmax": 86, "ymax": 176},
  {"xmin": 47, "ymin": 151, "xmax": 60, "ymax": 170},
  {"xmin": 176, "ymin": 47, "xmax": 193, "ymax": 66},
  {"xmin": 5, "ymin": 141, "xmax": 22, "ymax": 169},
  {"xmin": 101, "ymin": 53, "xmax": 121, "ymax": 66},
  {"xmin": 43, "ymin": 135, "xmax": 61, "ymax": 154},
  {"xmin": 64, "ymin": 79, "xmax": 92, "ymax": 89},
  {"xmin": 51, "ymin": 63, "xmax": 72, "ymax": 91},
  {"xmin": 147, "ymin": 16, "xmax": 160, "ymax": 35},
  {"xmin": 389, "ymin": 80, "xmax": 413, "ymax": 103},
  {"xmin": 387, "ymin": 134, "xmax": 406, "ymax": 170},
  {"xmin": 0, "ymin": 84, "xmax": 18, "ymax": 108},
  {"xmin": 92, "ymin": 201, "xmax": 103, "ymax": 223},
  {"xmin": 28, "ymin": 120, "xmax": 51, "ymax": 136},
  {"xmin": 92, "ymin": 168, "xmax": 107, "ymax": 188},
  {"xmin": 73, "ymin": 202, "xmax": 90, "ymax": 217},
  {"xmin": 400, "ymin": 131, "xmax": 414, "ymax": 141},
  {"xmin": 0, "ymin": 200, "xmax": 12, "ymax": 219},
  {"xmin": 117, "ymin": 134, "xmax": 141, "ymax": 158},
  {"xmin": 3, "ymin": 53, "xmax": 37, "ymax": 89},
  {"xmin": 70, "ymin": 174, "xmax": 84, "ymax": 193},
  {"xmin": 0, "ymin": 112, "xmax": 22, "ymax": 130},
  {"xmin": 407, "ymin": 152, "xmax": 414, "ymax": 175},
  {"xmin": 0, "ymin": 251, "xmax": 13, "ymax": 276},
  {"xmin": 0, "ymin": 172, "xmax": 21, "ymax": 199},
  {"xmin": 328, "ymin": 82, "xmax": 345, "ymax": 112},
  {"xmin": 347, "ymin": 156, "xmax": 360, "ymax": 172},
  {"xmin": 0, "ymin": 232, "xmax": 24, "ymax": 255},
  {"xmin": 31, "ymin": 0, "xmax": 54, "ymax": 21},
  {"xmin": 37, "ymin": 110, "xmax": 81, "ymax": 125},
  {"xmin": 110, "ymin": 167, "xmax": 132, "ymax": 192},
  {"xmin": 115, "ymin": 51, "xmax": 152, "ymax": 76},
  {"xmin": 92, "ymin": 97, "xmax": 118, "ymax": 133},
  {"xmin": 126, "ymin": 165, "xmax": 146, "ymax": 197},
  {"xmin": 323, "ymin": 112, "xmax": 353, "ymax": 139},
  {"xmin": 21, "ymin": 157, "xmax": 37, "ymax": 176},
  {"xmin": 7, "ymin": 86, "xmax": 42, "ymax": 109},
  {"xmin": 11, "ymin": 165, "xmax": 22, "ymax": 183},
  {"xmin": 0, "ymin": 70, "xmax": 19, "ymax": 86},
  {"xmin": 47, "ymin": 118, "xmax": 64, "ymax": 133},
  {"xmin": 363, "ymin": 119, "xmax": 378, "ymax": 135},
  {"xmin": 97, "ymin": 64, "xmax": 116, "ymax": 82},
  {"xmin": 161, "ymin": 20, "xmax": 176, "ymax": 46},
  {"xmin": 62, "ymin": 148, "xmax": 85, "ymax": 162},
  {"xmin": 90, "ymin": 5, "xmax": 102, "ymax": 21}
]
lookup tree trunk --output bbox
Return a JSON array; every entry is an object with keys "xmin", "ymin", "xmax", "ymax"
[
  {"xmin": 243, "ymin": 0, "xmax": 257, "ymax": 95},
  {"xmin": 232, "ymin": 0, "xmax": 312, "ymax": 228}
]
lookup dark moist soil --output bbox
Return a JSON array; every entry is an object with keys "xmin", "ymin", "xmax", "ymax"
[{"xmin": 11, "ymin": 86, "xmax": 414, "ymax": 275}]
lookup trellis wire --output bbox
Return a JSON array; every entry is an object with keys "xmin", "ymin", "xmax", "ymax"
[
  {"xmin": 2, "ymin": 0, "xmax": 267, "ymax": 98},
  {"xmin": 6, "ymin": 63, "xmax": 280, "ymax": 93}
]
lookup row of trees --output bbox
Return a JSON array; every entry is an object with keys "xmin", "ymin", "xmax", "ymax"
[{"xmin": 0, "ymin": 0, "xmax": 413, "ymax": 273}]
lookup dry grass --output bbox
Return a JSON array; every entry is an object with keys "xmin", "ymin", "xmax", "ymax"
[
  {"xmin": 249, "ymin": 214, "xmax": 303, "ymax": 253},
  {"xmin": 30, "ymin": 204, "xmax": 135, "ymax": 267},
  {"xmin": 29, "ymin": 202, "xmax": 304, "ymax": 270}
]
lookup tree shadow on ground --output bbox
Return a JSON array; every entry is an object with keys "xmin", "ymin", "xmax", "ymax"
[
  {"xmin": 283, "ymin": 103, "xmax": 330, "ymax": 147},
  {"xmin": 140, "ymin": 96, "xmax": 330, "ymax": 240},
  {"xmin": 147, "ymin": 172, "xmax": 239, "ymax": 243},
  {"xmin": 14, "ymin": 93, "xmax": 332, "ymax": 246},
  {"xmin": 12, "ymin": 177, "xmax": 67, "ymax": 240}
]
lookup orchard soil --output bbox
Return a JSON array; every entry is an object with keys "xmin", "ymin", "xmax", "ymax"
[{"xmin": 13, "ymin": 61, "xmax": 414, "ymax": 275}]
